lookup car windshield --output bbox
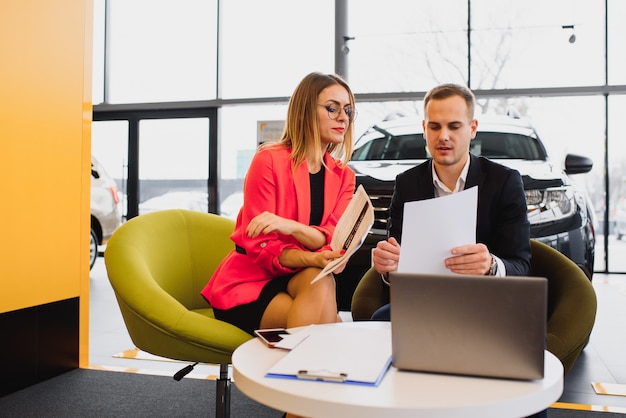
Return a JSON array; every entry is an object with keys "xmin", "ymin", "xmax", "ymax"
[{"xmin": 351, "ymin": 131, "xmax": 546, "ymax": 161}]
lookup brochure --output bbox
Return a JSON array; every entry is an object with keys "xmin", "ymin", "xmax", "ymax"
[{"xmin": 310, "ymin": 184, "xmax": 374, "ymax": 284}]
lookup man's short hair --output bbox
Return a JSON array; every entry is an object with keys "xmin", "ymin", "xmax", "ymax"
[{"xmin": 424, "ymin": 83, "xmax": 476, "ymax": 119}]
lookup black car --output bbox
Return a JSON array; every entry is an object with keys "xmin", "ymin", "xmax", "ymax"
[{"xmin": 335, "ymin": 114, "xmax": 596, "ymax": 310}]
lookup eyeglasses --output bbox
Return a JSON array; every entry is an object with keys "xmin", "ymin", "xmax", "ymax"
[{"xmin": 318, "ymin": 104, "xmax": 357, "ymax": 123}]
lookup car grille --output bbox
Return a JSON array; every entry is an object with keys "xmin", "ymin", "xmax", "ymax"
[{"xmin": 366, "ymin": 191, "xmax": 391, "ymax": 235}]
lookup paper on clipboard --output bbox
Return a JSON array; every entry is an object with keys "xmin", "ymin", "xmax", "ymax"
[
  {"xmin": 266, "ymin": 326, "xmax": 392, "ymax": 386},
  {"xmin": 398, "ymin": 186, "xmax": 477, "ymax": 274},
  {"xmin": 310, "ymin": 185, "xmax": 374, "ymax": 284}
]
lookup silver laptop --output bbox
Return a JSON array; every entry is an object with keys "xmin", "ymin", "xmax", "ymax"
[{"xmin": 390, "ymin": 272, "xmax": 547, "ymax": 380}]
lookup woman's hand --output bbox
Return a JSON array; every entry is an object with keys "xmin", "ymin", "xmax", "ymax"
[
  {"xmin": 246, "ymin": 211, "xmax": 327, "ymax": 250},
  {"xmin": 279, "ymin": 248, "xmax": 344, "ymax": 269},
  {"xmin": 247, "ymin": 211, "xmax": 297, "ymax": 238}
]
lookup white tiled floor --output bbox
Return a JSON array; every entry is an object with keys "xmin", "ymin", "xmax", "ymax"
[
  {"xmin": 89, "ymin": 257, "xmax": 626, "ymax": 411},
  {"xmin": 89, "ymin": 256, "xmax": 223, "ymax": 379}
]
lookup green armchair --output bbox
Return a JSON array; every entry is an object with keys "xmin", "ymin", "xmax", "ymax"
[
  {"xmin": 351, "ymin": 239, "xmax": 597, "ymax": 374},
  {"xmin": 529, "ymin": 239, "xmax": 597, "ymax": 374},
  {"xmin": 104, "ymin": 209, "xmax": 252, "ymax": 418}
]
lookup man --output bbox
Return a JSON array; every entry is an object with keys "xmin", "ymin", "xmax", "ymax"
[{"xmin": 371, "ymin": 83, "xmax": 531, "ymax": 320}]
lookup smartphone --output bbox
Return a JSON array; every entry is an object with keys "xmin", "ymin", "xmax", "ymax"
[{"xmin": 254, "ymin": 328, "xmax": 289, "ymax": 348}]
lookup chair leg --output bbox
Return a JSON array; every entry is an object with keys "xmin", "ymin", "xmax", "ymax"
[{"xmin": 215, "ymin": 363, "xmax": 231, "ymax": 418}]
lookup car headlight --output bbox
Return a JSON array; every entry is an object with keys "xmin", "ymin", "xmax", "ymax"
[{"xmin": 525, "ymin": 187, "xmax": 576, "ymax": 224}]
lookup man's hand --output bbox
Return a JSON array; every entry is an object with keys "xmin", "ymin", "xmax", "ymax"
[
  {"xmin": 445, "ymin": 243, "xmax": 492, "ymax": 275},
  {"xmin": 372, "ymin": 237, "xmax": 401, "ymax": 274}
]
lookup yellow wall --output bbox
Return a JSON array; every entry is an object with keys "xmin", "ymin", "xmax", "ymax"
[{"xmin": 0, "ymin": 0, "xmax": 93, "ymax": 365}]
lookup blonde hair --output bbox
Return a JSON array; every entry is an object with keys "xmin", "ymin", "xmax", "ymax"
[{"xmin": 277, "ymin": 72, "xmax": 355, "ymax": 169}]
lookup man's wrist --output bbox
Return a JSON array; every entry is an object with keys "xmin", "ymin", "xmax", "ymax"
[{"xmin": 487, "ymin": 254, "xmax": 498, "ymax": 276}]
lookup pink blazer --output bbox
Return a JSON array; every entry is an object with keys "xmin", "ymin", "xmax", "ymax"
[{"xmin": 201, "ymin": 144, "xmax": 356, "ymax": 310}]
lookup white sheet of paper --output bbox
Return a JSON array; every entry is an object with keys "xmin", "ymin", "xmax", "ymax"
[
  {"xmin": 267, "ymin": 325, "xmax": 392, "ymax": 385},
  {"xmin": 274, "ymin": 326, "xmax": 313, "ymax": 350},
  {"xmin": 398, "ymin": 186, "xmax": 478, "ymax": 274}
]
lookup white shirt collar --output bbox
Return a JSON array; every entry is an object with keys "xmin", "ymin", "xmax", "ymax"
[{"xmin": 432, "ymin": 155, "xmax": 471, "ymax": 197}]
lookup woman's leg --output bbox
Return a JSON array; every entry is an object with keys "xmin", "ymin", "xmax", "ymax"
[
  {"xmin": 261, "ymin": 269, "xmax": 337, "ymax": 418},
  {"xmin": 260, "ymin": 268, "xmax": 338, "ymax": 329}
]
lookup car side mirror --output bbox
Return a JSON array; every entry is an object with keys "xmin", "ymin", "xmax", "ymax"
[{"xmin": 565, "ymin": 154, "xmax": 593, "ymax": 175}]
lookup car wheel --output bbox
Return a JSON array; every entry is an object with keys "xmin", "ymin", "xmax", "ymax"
[{"xmin": 90, "ymin": 228, "xmax": 98, "ymax": 270}]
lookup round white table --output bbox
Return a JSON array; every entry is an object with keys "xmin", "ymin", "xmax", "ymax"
[{"xmin": 232, "ymin": 322, "xmax": 563, "ymax": 418}]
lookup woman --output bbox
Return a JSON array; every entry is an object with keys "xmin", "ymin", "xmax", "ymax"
[{"xmin": 201, "ymin": 72, "xmax": 357, "ymax": 335}]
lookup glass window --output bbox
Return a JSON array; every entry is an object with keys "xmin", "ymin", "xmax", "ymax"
[
  {"xmin": 218, "ymin": 104, "xmax": 288, "ymax": 219},
  {"xmin": 219, "ymin": 0, "xmax": 334, "ymax": 99},
  {"xmin": 348, "ymin": 0, "xmax": 468, "ymax": 93},
  {"xmin": 520, "ymin": 97, "xmax": 604, "ymax": 166},
  {"xmin": 471, "ymin": 0, "xmax": 605, "ymax": 89},
  {"xmin": 104, "ymin": 0, "xmax": 217, "ymax": 104},
  {"xmin": 511, "ymin": 96, "xmax": 605, "ymax": 273},
  {"xmin": 608, "ymin": 0, "xmax": 626, "ymax": 84},
  {"xmin": 608, "ymin": 96, "xmax": 626, "ymax": 272},
  {"xmin": 92, "ymin": 120, "xmax": 129, "ymax": 218},
  {"xmin": 91, "ymin": 1, "xmax": 626, "ymax": 273},
  {"xmin": 351, "ymin": 101, "xmax": 422, "ymax": 140},
  {"xmin": 138, "ymin": 118, "xmax": 210, "ymax": 215}
]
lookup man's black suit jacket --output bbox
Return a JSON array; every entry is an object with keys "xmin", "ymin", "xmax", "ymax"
[{"xmin": 388, "ymin": 153, "xmax": 531, "ymax": 276}]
